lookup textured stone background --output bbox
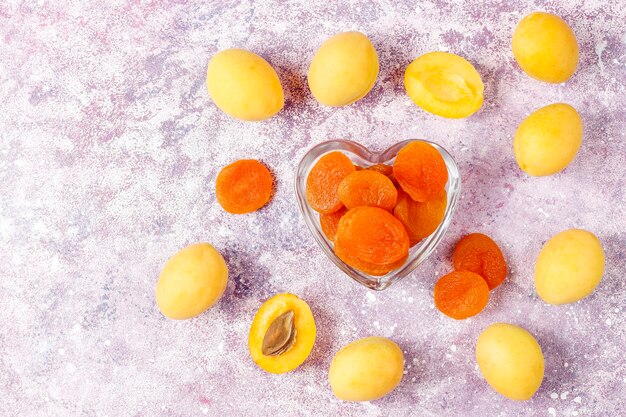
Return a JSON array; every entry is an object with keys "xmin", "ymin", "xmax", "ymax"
[{"xmin": 0, "ymin": 1, "xmax": 624, "ymax": 416}]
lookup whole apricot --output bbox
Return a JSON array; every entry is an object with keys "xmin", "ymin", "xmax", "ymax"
[
  {"xmin": 308, "ymin": 32, "xmax": 379, "ymax": 107},
  {"xmin": 207, "ymin": 49, "xmax": 284, "ymax": 121},
  {"xmin": 512, "ymin": 12, "xmax": 578, "ymax": 83},
  {"xmin": 329, "ymin": 336, "xmax": 404, "ymax": 401},
  {"xmin": 156, "ymin": 243, "xmax": 228, "ymax": 320}
]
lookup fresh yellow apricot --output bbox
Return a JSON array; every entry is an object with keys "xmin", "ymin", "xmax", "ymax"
[
  {"xmin": 329, "ymin": 336, "xmax": 404, "ymax": 402},
  {"xmin": 404, "ymin": 51, "xmax": 484, "ymax": 118},
  {"xmin": 512, "ymin": 12, "xmax": 579, "ymax": 83},
  {"xmin": 156, "ymin": 243, "xmax": 228, "ymax": 320},
  {"xmin": 248, "ymin": 293, "xmax": 316, "ymax": 374},
  {"xmin": 535, "ymin": 229, "xmax": 605, "ymax": 305},
  {"xmin": 476, "ymin": 323, "xmax": 544, "ymax": 401},
  {"xmin": 514, "ymin": 103, "xmax": 583, "ymax": 176},
  {"xmin": 206, "ymin": 49, "xmax": 284, "ymax": 121},
  {"xmin": 308, "ymin": 32, "xmax": 379, "ymax": 107}
]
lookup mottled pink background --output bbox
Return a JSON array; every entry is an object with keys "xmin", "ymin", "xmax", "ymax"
[{"xmin": 0, "ymin": 1, "xmax": 624, "ymax": 416}]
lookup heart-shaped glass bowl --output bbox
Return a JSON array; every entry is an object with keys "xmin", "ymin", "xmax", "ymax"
[{"xmin": 295, "ymin": 139, "xmax": 461, "ymax": 291}]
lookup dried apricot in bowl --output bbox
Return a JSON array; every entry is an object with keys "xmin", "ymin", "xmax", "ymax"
[
  {"xmin": 206, "ymin": 49, "xmax": 284, "ymax": 121},
  {"xmin": 338, "ymin": 170, "xmax": 398, "ymax": 211},
  {"xmin": 434, "ymin": 270, "xmax": 489, "ymax": 320},
  {"xmin": 404, "ymin": 51, "xmax": 484, "ymax": 118},
  {"xmin": 329, "ymin": 336, "xmax": 404, "ymax": 402},
  {"xmin": 334, "ymin": 207, "xmax": 410, "ymax": 276},
  {"xmin": 393, "ymin": 141, "xmax": 448, "ymax": 202},
  {"xmin": 320, "ymin": 207, "xmax": 348, "ymax": 243},
  {"xmin": 248, "ymin": 293, "xmax": 316, "ymax": 374},
  {"xmin": 306, "ymin": 151, "xmax": 356, "ymax": 214},
  {"xmin": 367, "ymin": 163, "xmax": 393, "ymax": 177},
  {"xmin": 452, "ymin": 233, "xmax": 507, "ymax": 290},
  {"xmin": 394, "ymin": 188, "xmax": 447, "ymax": 243},
  {"xmin": 156, "ymin": 243, "xmax": 228, "ymax": 320},
  {"xmin": 308, "ymin": 31, "xmax": 379, "ymax": 107},
  {"xmin": 216, "ymin": 159, "xmax": 273, "ymax": 214},
  {"xmin": 512, "ymin": 12, "xmax": 578, "ymax": 83}
]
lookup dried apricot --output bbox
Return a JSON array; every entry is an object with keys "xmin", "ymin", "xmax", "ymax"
[
  {"xmin": 338, "ymin": 170, "xmax": 398, "ymax": 211},
  {"xmin": 216, "ymin": 159, "xmax": 273, "ymax": 214},
  {"xmin": 393, "ymin": 142, "xmax": 448, "ymax": 202},
  {"xmin": 434, "ymin": 271, "xmax": 489, "ymax": 320},
  {"xmin": 393, "ymin": 189, "xmax": 447, "ymax": 241},
  {"xmin": 367, "ymin": 163, "xmax": 393, "ymax": 177},
  {"xmin": 320, "ymin": 207, "xmax": 348, "ymax": 242},
  {"xmin": 452, "ymin": 233, "xmax": 507, "ymax": 290},
  {"xmin": 339, "ymin": 252, "xmax": 408, "ymax": 276},
  {"xmin": 335, "ymin": 207, "xmax": 410, "ymax": 273},
  {"xmin": 306, "ymin": 152, "xmax": 356, "ymax": 214}
]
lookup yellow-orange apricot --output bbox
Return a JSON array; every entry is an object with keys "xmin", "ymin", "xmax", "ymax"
[{"xmin": 405, "ymin": 51, "xmax": 483, "ymax": 118}]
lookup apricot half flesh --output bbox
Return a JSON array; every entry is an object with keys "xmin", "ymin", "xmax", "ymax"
[
  {"xmin": 248, "ymin": 293, "xmax": 316, "ymax": 374},
  {"xmin": 404, "ymin": 51, "xmax": 484, "ymax": 118}
]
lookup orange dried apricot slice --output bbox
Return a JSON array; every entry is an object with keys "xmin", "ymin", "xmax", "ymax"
[
  {"xmin": 320, "ymin": 207, "xmax": 348, "ymax": 242},
  {"xmin": 434, "ymin": 271, "xmax": 489, "ymax": 320},
  {"xmin": 393, "ymin": 188, "xmax": 447, "ymax": 241},
  {"xmin": 393, "ymin": 142, "xmax": 448, "ymax": 202},
  {"xmin": 306, "ymin": 152, "xmax": 356, "ymax": 214},
  {"xmin": 367, "ymin": 163, "xmax": 393, "ymax": 176},
  {"xmin": 216, "ymin": 159, "xmax": 273, "ymax": 214},
  {"xmin": 340, "ymin": 253, "xmax": 408, "ymax": 276},
  {"xmin": 452, "ymin": 233, "xmax": 507, "ymax": 290},
  {"xmin": 335, "ymin": 207, "xmax": 410, "ymax": 272},
  {"xmin": 337, "ymin": 170, "xmax": 398, "ymax": 211}
]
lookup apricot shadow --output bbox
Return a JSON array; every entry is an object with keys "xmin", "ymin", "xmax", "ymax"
[
  {"xmin": 301, "ymin": 297, "xmax": 337, "ymax": 371},
  {"xmin": 219, "ymin": 246, "xmax": 277, "ymax": 315}
]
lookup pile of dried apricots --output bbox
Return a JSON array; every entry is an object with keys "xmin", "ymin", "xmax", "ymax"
[
  {"xmin": 154, "ymin": 11, "xmax": 606, "ymax": 404},
  {"xmin": 306, "ymin": 141, "xmax": 449, "ymax": 276}
]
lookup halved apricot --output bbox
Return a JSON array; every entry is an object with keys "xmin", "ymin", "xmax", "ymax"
[
  {"xmin": 394, "ymin": 188, "xmax": 447, "ymax": 241},
  {"xmin": 393, "ymin": 141, "xmax": 448, "ymax": 202},
  {"xmin": 306, "ymin": 152, "xmax": 356, "ymax": 214},
  {"xmin": 248, "ymin": 293, "xmax": 316, "ymax": 374},
  {"xmin": 338, "ymin": 170, "xmax": 398, "ymax": 211},
  {"xmin": 404, "ymin": 51, "xmax": 484, "ymax": 118}
]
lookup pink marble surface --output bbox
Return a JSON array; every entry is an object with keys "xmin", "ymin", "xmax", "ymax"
[{"xmin": 0, "ymin": 1, "xmax": 624, "ymax": 416}]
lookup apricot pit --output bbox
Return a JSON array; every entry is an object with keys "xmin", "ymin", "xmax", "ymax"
[{"xmin": 249, "ymin": 293, "xmax": 316, "ymax": 374}]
